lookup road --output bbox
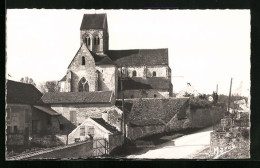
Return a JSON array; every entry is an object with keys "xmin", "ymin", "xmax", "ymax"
[{"xmin": 127, "ymin": 127, "xmax": 212, "ymax": 159}]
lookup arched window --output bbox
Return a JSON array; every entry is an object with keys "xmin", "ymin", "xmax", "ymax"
[
  {"xmin": 82, "ymin": 56, "xmax": 85, "ymax": 65},
  {"xmin": 94, "ymin": 36, "xmax": 100, "ymax": 45},
  {"xmin": 131, "ymin": 95, "xmax": 134, "ymax": 99},
  {"xmin": 78, "ymin": 77, "xmax": 89, "ymax": 92},
  {"xmin": 132, "ymin": 70, "xmax": 137, "ymax": 77},
  {"xmin": 153, "ymin": 71, "xmax": 156, "ymax": 77},
  {"xmin": 85, "ymin": 37, "xmax": 91, "ymax": 46},
  {"xmin": 154, "ymin": 94, "xmax": 157, "ymax": 98}
]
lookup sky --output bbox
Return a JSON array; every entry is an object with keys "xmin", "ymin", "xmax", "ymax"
[{"xmin": 6, "ymin": 9, "xmax": 250, "ymax": 96}]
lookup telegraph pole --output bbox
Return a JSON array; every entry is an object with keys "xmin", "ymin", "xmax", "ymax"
[
  {"xmin": 120, "ymin": 66, "xmax": 126, "ymax": 146},
  {"xmin": 227, "ymin": 78, "xmax": 233, "ymax": 113},
  {"xmin": 216, "ymin": 84, "xmax": 218, "ymax": 94}
]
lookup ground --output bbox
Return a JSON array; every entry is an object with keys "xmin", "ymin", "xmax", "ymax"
[{"xmin": 126, "ymin": 126, "xmax": 213, "ymax": 159}]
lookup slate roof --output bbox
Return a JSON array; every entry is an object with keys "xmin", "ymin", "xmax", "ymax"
[
  {"xmin": 41, "ymin": 91, "xmax": 113, "ymax": 104},
  {"xmin": 107, "ymin": 49, "xmax": 168, "ymax": 66},
  {"xmin": 118, "ymin": 77, "xmax": 172, "ymax": 90},
  {"xmin": 91, "ymin": 118, "xmax": 119, "ymax": 134},
  {"xmin": 80, "ymin": 14, "xmax": 107, "ymax": 30},
  {"xmin": 33, "ymin": 105, "xmax": 61, "ymax": 116},
  {"xmin": 129, "ymin": 119, "xmax": 165, "ymax": 127},
  {"xmin": 6, "ymin": 80, "xmax": 43, "ymax": 104}
]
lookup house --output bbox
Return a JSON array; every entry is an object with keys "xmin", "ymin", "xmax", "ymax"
[
  {"xmin": 176, "ymin": 83, "xmax": 199, "ymax": 98},
  {"xmin": 58, "ymin": 13, "xmax": 173, "ymax": 99},
  {"xmin": 6, "ymin": 80, "xmax": 62, "ymax": 147}
]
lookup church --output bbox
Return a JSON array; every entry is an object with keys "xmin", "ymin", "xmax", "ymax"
[{"xmin": 59, "ymin": 13, "xmax": 173, "ymax": 99}]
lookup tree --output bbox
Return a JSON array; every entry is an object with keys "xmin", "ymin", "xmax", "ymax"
[
  {"xmin": 38, "ymin": 81, "xmax": 60, "ymax": 93},
  {"xmin": 20, "ymin": 76, "xmax": 36, "ymax": 86}
]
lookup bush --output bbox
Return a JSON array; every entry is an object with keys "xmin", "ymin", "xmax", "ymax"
[{"xmin": 189, "ymin": 97, "xmax": 212, "ymax": 109}]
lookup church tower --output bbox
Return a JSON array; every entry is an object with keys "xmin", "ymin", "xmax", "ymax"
[{"xmin": 80, "ymin": 14, "xmax": 109, "ymax": 55}]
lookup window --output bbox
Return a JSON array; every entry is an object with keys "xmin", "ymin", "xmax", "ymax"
[
  {"xmin": 154, "ymin": 94, "xmax": 157, "ymax": 98},
  {"xmin": 70, "ymin": 111, "xmax": 77, "ymax": 124},
  {"xmin": 94, "ymin": 36, "xmax": 100, "ymax": 45},
  {"xmin": 131, "ymin": 95, "xmax": 134, "ymax": 98},
  {"xmin": 78, "ymin": 77, "xmax": 89, "ymax": 92},
  {"xmin": 85, "ymin": 37, "xmax": 91, "ymax": 46},
  {"xmin": 87, "ymin": 126, "xmax": 94, "ymax": 136},
  {"xmin": 7, "ymin": 126, "xmax": 11, "ymax": 134},
  {"xmin": 82, "ymin": 56, "xmax": 85, "ymax": 65},
  {"xmin": 132, "ymin": 70, "xmax": 137, "ymax": 77},
  {"xmin": 80, "ymin": 126, "xmax": 85, "ymax": 136},
  {"xmin": 153, "ymin": 71, "xmax": 156, "ymax": 77}
]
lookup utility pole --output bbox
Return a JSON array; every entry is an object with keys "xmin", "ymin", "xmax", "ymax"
[
  {"xmin": 227, "ymin": 78, "xmax": 233, "ymax": 114},
  {"xmin": 216, "ymin": 84, "xmax": 218, "ymax": 94},
  {"xmin": 120, "ymin": 66, "xmax": 126, "ymax": 146}
]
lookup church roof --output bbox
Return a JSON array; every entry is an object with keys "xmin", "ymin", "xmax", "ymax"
[
  {"xmin": 80, "ymin": 14, "xmax": 107, "ymax": 30},
  {"xmin": 118, "ymin": 77, "xmax": 172, "ymax": 90},
  {"xmin": 6, "ymin": 80, "xmax": 43, "ymax": 104},
  {"xmin": 107, "ymin": 49, "xmax": 168, "ymax": 66},
  {"xmin": 41, "ymin": 91, "xmax": 113, "ymax": 104}
]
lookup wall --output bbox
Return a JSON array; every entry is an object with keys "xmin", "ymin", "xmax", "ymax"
[
  {"xmin": 51, "ymin": 104, "xmax": 122, "ymax": 129},
  {"xmin": 31, "ymin": 134, "xmax": 67, "ymax": 147},
  {"xmin": 68, "ymin": 119, "xmax": 110, "ymax": 144},
  {"xmin": 117, "ymin": 65, "xmax": 170, "ymax": 78},
  {"xmin": 118, "ymin": 89, "xmax": 170, "ymax": 99},
  {"xmin": 96, "ymin": 65, "xmax": 117, "ymax": 96},
  {"xmin": 67, "ymin": 44, "xmax": 96, "ymax": 92},
  {"xmin": 126, "ymin": 124, "xmax": 165, "ymax": 140},
  {"xmin": 28, "ymin": 141, "xmax": 93, "ymax": 159},
  {"xmin": 6, "ymin": 104, "xmax": 32, "ymax": 146},
  {"xmin": 108, "ymin": 134, "xmax": 123, "ymax": 152}
]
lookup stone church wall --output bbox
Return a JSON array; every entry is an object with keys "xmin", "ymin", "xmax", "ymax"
[
  {"xmin": 118, "ymin": 89, "xmax": 169, "ymax": 99},
  {"xmin": 96, "ymin": 65, "xmax": 117, "ymax": 96},
  {"xmin": 68, "ymin": 45, "xmax": 96, "ymax": 92},
  {"xmin": 146, "ymin": 65, "xmax": 169, "ymax": 78}
]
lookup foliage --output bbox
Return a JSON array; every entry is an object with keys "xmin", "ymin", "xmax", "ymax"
[
  {"xmin": 38, "ymin": 81, "xmax": 60, "ymax": 93},
  {"xmin": 241, "ymin": 128, "xmax": 249, "ymax": 140},
  {"xmin": 218, "ymin": 94, "xmax": 248, "ymax": 105},
  {"xmin": 198, "ymin": 94, "xmax": 207, "ymax": 100},
  {"xmin": 20, "ymin": 76, "xmax": 36, "ymax": 86},
  {"xmin": 189, "ymin": 97, "xmax": 213, "ymax": 109}
]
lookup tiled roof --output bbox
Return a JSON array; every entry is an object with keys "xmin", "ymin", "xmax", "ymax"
[
  {"xmin": 6, "ymin": 80, "xmax": 43, "ymax": 104},
  {"xmin": 107, "ymin": 49, "xmax": 168, "ymax": 66},
  {"xmin": 129, "ymin": 119, "xmax": 165, "ymax": 127},
  {"xmin": 118, "ymin": 77, "xmax": 172, "ymax": 90},
  {"xmin": 91, "ymin": 118, "xmax": 119, "ymax": 134},
  {"xmin": 41, "ymin": 91, "xmax": 113, "ymax": 104},
  {"xmin": 80, "ymin": 14, "xmax": 107, "ymax": 30},
  {"xmin": 33, "ymin": 105, "xmax": 61, "ymax": 116}
]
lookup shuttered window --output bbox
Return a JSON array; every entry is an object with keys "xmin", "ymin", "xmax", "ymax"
[{"xmin": 80, "ymin": 126, "xmax": 85, "ymax": 136}]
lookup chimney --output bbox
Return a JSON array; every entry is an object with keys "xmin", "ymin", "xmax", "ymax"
[{"xmin": 102, "ymin": 111, "xmax": 108, "ymax": 122}]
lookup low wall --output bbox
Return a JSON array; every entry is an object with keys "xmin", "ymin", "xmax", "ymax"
[
  {"xmin": 28, "ymin": 141, "xmax": 93, "ymax": 159},
  {"xmin": 109, "ymin": 134, "xmax": 123, "ymax": 152},
  {"xmin": 31, "ymin": 134, "xmax": 67, "ymax": 147},
  {"xmin": 127, "ymin": 125, "xmax": 165, "ymax": 140}
]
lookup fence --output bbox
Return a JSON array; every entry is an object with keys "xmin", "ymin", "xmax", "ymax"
[{"xmin": 92, "ymin": 138, "xmax": 109, "ymax": 157}]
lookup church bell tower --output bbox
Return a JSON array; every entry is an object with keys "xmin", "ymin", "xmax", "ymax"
[{"xmin": 80, "ymin": 14, "xmax": 109, "ymax": 55}]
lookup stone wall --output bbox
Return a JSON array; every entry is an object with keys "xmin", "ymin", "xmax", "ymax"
[
  {"xmin": 51, "ymin": 104, "xmax": 122, "ymax": 129},
  {"xmin": 126, "ymin": 124, "xmax": 165, "ymax": 140},
  {"xmin": 96, "ymin": 65, "xmax": 117, "ymax": 96},
  {"xmin": 108, "ymin": 134, "xmax": 124, "ymax": 152},
  {"xmin": 118, "ymin": 89, "xmax": 170, "ymax": 99},
  {"xmin": 118, "ymin": 65, "xmax": 170, "ymax": 78},
  {"xmin": 31, "ymin": 134, "xmax": 67, "ymax": 147},
  {"xmin": 28, "ymin": 141, "xmax": 93, "ymax": 159},
  {"xmin": 67, "ymin": 44, "xmax": 96, "ymax": 92}
]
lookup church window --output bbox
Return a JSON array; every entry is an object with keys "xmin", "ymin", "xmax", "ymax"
[
  {"xmin": 154, "ymin": 94, "xmax": 157, "ymax": 98},
  {"xmin": 94, "ymin": 36, "xmax": 100, "ymax": 45},
  {"xmin": 153, "ymin": 71, "xmax": 157, "ymax": 77},
  {"xmin": 78, "ymin": 77, "xmax": 89, "ymax": 92},
  {"xmin": 82, "ymin": 56, "xmax": 85, "ymax": 65},
  {"xmin": 132, "ymin": 70, "xmax": 137, "ymax": 77},
  {"xmin": 85, "ymin": 37, "xmax": 91, "ymax": 46}
]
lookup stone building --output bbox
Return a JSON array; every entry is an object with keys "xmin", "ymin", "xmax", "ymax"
[
  {"xmin": 6, "ymin": 80, "xmax": 63, "ymax": 147},
  {"xmin": 59, "ymin": 13, "xmax": 173, "ymax": 99}
]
